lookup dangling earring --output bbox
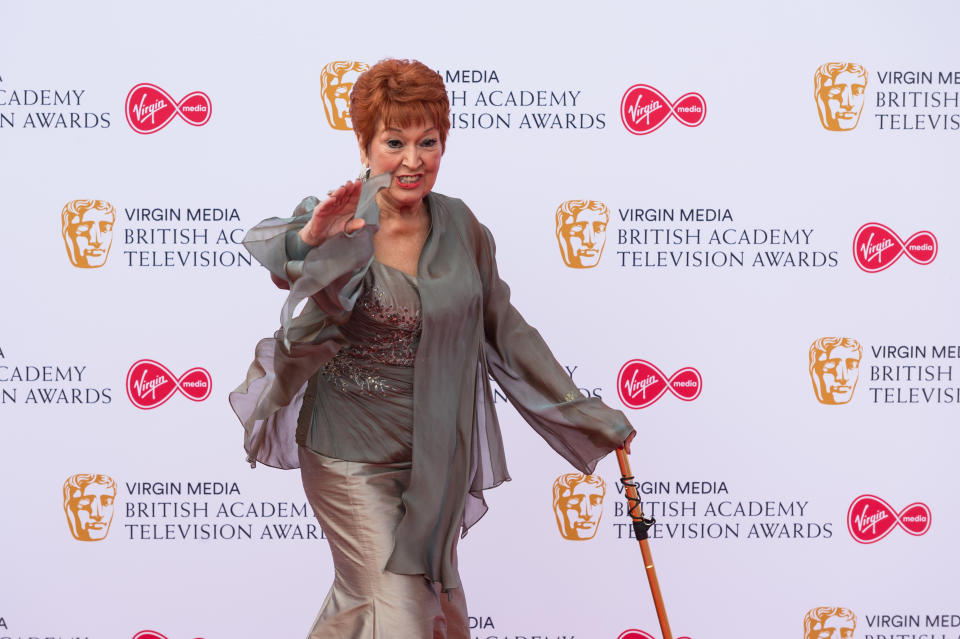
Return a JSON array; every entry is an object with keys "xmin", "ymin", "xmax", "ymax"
[{"xmin": 359, "ymin": 164, "xmax": 370, "ymax": 183}]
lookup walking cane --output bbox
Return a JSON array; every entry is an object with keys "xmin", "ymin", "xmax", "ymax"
[{"xmin": 616, "ymin": 447, "xmax": 674, "ymax": 639}]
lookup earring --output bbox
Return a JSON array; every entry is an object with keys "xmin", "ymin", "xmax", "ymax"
[{"xmin": 359, "ymin": 164, "xmax": 370, "ymax": 183}]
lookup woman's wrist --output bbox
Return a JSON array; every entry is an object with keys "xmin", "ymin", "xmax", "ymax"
[
  {"xmin": 298, "ymin": 224, "xmax": 322, "ymax": 247},
  {"xmin": 286, "ymin": 229, "xmax": 316, "ymax": 261}
]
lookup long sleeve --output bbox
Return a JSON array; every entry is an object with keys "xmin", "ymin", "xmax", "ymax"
[
  {"xmin": 475, "ymin": 220, "xmax": 634, "ymax": 475},
  {"xmin": 230, "ymin": 178, "xmax": 386, "ymax": 468}
]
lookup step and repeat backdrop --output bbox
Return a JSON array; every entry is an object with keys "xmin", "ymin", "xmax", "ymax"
[{"xmin": 1, "ymin": 2, "xmax": 957, "ymax": 638}]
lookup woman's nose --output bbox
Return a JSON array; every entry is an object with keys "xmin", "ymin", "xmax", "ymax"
[{"xmin": 403, "ymin": 145, "xmax": 420, "ymax": 168}]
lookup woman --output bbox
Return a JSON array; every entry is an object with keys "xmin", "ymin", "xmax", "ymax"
[{"xmin": 231, "ymin": 59, "xmax": 635, "ymax": 638}]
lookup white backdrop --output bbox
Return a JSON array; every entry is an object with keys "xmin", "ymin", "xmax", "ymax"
[{"xmin": 1, "ymin": 2, "xmax": 957, "ymax": 638}]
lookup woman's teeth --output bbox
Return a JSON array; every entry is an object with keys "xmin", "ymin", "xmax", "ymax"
[{"xmin": 397, "ymin": 175, "xmax": 419, "ymax": 184}]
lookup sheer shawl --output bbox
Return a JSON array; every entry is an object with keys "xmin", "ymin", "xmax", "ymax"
[{"xmin": 230, "ymin": 177, "xmax": 634, "ymax": 590}]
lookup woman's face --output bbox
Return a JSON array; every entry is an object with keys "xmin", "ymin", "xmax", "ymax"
[{"xmin": 360, "ymin": 120, "xmax": 442, "ymax": 212}]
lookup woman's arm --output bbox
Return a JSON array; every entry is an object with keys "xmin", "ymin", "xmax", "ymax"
[
  {"xmin": 243, "ymin": 177, "xmax": 388, "ymax": 346},
  {"xmin": 231, "ymin": 180, "xmax": 384, "ymax": 468},
  {"xmin": 472, "ymin": 213, "xmax": 636, "ymax": 473}
]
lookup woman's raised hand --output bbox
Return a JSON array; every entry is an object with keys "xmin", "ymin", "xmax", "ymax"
[{"xmin": 298, "ymin": 179, "xmax": 366, "ymax": 246}]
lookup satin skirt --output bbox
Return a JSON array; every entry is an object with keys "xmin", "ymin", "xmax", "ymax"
[{"xmin": 298, "ymin": 446, "xmax": 469, "ymax": 639}]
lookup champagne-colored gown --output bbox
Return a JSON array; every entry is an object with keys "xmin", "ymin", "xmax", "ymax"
[{"xmin": 230, "ymin": 176, "xmax": 633, "ymax": 638}]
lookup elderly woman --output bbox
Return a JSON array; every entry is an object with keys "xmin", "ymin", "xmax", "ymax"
[{"xmin": 231, "ymin": 59, "xmax": 635, "ymax": 639}]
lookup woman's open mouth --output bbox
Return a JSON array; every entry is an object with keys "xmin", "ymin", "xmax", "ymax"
[{"xmin": 396, "ymin": 174, "xmax": 422, "ymax": 188}]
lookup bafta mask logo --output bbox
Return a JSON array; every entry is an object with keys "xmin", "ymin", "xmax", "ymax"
[
  {"xmin": 62, "ymin": 200, "xmax": 115, "ymax": 268},
  {"xmin": 63, "ymin": 473, "xmax": 116, "ymax": 541},
  {"xmin": 809, "ymin": 337, "xmax": 862, "ymax": 405},
  {"xmin": 556, "ymin": 200, "xmax": 609, "ymax": 268},
  {"xmin": 552, "ymin": 473, "xmax": 605, "ymax": 540},
  {"xmin": 815, "ymin": 63, "xmax": 868, "ymax": 131},
  {"xmin": 321, "ymin": 61, "xmax": 370, "ymax": 130},
  {"xmin": 804, "ymin": 607, "xmax": 856, "ymax": 639}
]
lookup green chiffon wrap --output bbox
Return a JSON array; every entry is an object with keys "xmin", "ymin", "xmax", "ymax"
[{"xmin": 230, "ymin": 175, "xmax": 634, "ymax": 591}]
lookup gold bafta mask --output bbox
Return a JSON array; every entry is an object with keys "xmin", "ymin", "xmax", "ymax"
[
  {"xmin": 815, "ymin": 63, "xmax": 868, "ymax": 131},
  {"xmin": 555, "ymin": 200, "xmax": 609, "ymax": 268},
  {"xmin": 63, "ymin": 474, "xmax": 116, "ymax": 541},
  {"xmin": 552, "ymin": 473, "xmax": 605, "ymax": 540},
  {"xmin": 320, "ymin": 61, "xmax": 370, "ymax": 130},
  {"xmin": 62, "ymin": 200, "xmax": 115, "ymax": 268},
  {"xmin": 804, "ymin": 607, "xmax": 857, "ymax": 639},
  {"xmin": 809, "ymin": 337, "xmax": 862, "ymax": 405}
]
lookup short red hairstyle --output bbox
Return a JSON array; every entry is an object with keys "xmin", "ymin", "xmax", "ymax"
[{"xmin": 349, "ymin": 58, "xmax": 450, "ymax": 152}]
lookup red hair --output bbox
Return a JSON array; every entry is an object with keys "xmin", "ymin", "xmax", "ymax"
[{"xmin": 349, "ymin": 59, "xmax": 450, "ymax": 152}]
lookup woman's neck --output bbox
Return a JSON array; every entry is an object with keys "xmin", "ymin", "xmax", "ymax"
[{"xmin": 376, "ymin": 191, "xmax": 428, "ymax": 224}]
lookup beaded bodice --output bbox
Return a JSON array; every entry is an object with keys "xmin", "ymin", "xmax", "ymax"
[{"xmin": 319, "ymin": 260, "xmax": 421, "ymax": 394}]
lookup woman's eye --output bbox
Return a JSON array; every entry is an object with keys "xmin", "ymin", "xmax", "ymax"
[
  {"xmin": 420, "ymin": 138, "xmax": 438, "ymax": 148},
  {"xmin": 386, "ymin": 139, "xmax": 403, "ymax": 149}
]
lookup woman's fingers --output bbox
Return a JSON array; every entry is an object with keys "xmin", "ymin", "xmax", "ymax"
[
  {"xmin": 623, "ymin": 430, "xmax": 636, "ymax": 455},
  {"xmin": 323, "ymin": 181, "xmax": 363, "ymax": 216},
  {"xmin": 342, "ymin": 180, "xmax": 362, "ymax": 207},
  {"xmin": 311, "ymin": 186, "xmax": 346, "ymax": 224},
  {"xmin": 303, "ymin": 179, "xmax": 367, "ymax": 244},
  {"xmin": 344, "ymin": 218, "xmax": 366, "ymax": 234}
]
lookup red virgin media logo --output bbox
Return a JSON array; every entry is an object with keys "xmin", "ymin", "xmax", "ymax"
[
  {"xmin": 617, "ymin": 359, "xmax": 702, "ymax": 409},
  {"xmin": 125, "ymin": 359, "xmax": 212, "ymax": 409},
  {"xmin": 124, "ymin": 83, "xmax": 212, "ymax": 134},
  {"xmin": 846, "ymin": 494, "xmax": 931, "ymax": 543},
  {"xmin": 620, "ymin": 84, "xmax": 706, "ymax": 135},
  {"xmin": 852, "ymin": 223, "xmax": 938, "ymax": 272},
  {"xmin": 618, "ymin": 631, "xmax": 691, "ymax": 639},
  {"xmin": 133, "ymin": 631, "xmax": 203, "ymax": 639}
]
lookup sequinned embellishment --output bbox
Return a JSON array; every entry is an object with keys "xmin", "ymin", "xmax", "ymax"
[
  {"xmin": 320, "ymin": 358, "xmax": 394, "ymax": 394},
  {"xmin": 321, "ymin": 283, "xmax": 422, "ymax": 395},
  {"xmin": 562, "ymin": 390, "xmax": 583, "ymax": 403},
  {"xmin": 353, "ymin": 285, "xmax": 421, "ymax": 360}
]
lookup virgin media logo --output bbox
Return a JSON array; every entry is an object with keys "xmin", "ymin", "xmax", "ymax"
[
  {"xmin": 617, "ymin": 359, "xmax": 702, "ymax": 409},
  {"xmin": 124, "ymin": 83, "xmax": 212, "ymax": 134},
  {"xmin": 618, "ymin": 630, "xmax": 691, "ymax": 639},
  {"xmin": 852, "ymin": 222, "xmax": 938, "ymax": 273},
  {"xmin": 125, "ymin": 359, "xmax": 212, "ymax": 409},
  {"xmin": 846, "ymin": 494, "xmax": 931, "ymax": 544},
  {"xmin": 620, "ymin": 84, "xmax": 706, "ymax": 135},
  {"xmin": 133, "ymin": 631, "xmax": 203, "ymax": 639}
]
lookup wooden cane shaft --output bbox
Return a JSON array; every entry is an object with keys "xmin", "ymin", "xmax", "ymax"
[
  {"xmin": 639, "ymin": 539, "xmax": 673, "ymax": 639},
  {"xmin": 616, "ymin": 448, "xmax": 674, "ymax": 639}
]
